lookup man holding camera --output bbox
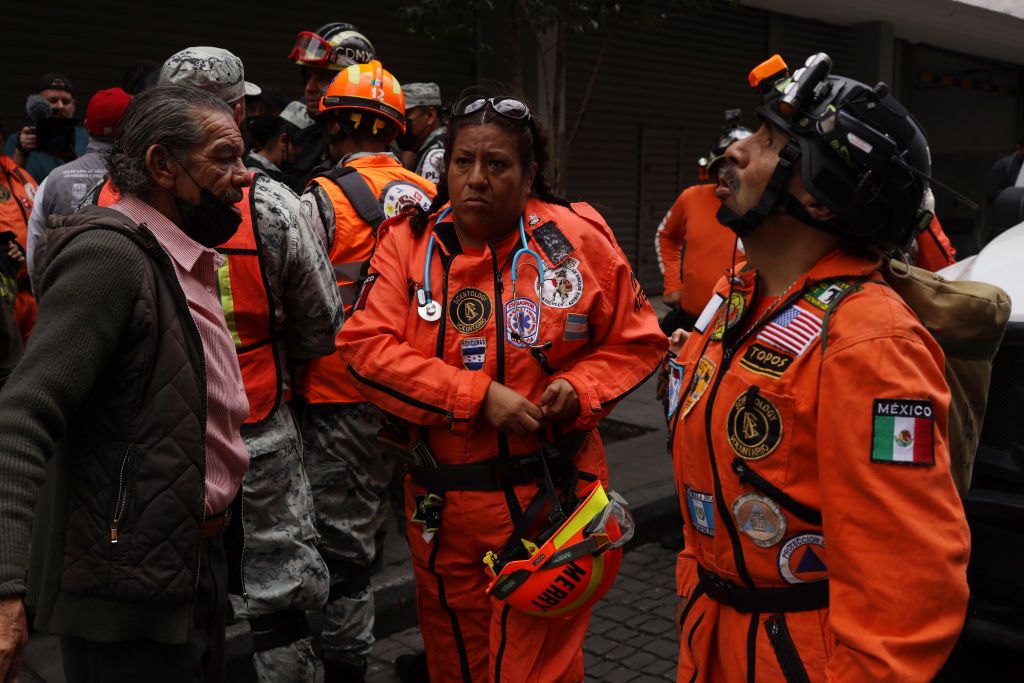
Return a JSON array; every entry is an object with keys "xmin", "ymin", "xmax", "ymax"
[{"xmin": 4, "ymin": 74, "xmax": 88, "ymax": 183}]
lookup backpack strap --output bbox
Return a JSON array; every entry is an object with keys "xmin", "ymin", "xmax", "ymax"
[{"xmin": 318, "ymin": 166, "xmax": 385, "ymax": 233}]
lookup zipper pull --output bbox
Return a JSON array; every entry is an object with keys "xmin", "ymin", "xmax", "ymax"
[{"xmin": 110, "ymin": 525, "xmax": 119, "ymax": 544}]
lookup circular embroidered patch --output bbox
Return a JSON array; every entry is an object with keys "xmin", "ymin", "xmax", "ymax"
[
  {"xmin": 727, "ymin": 391, "xmax": 783, "ymax": 460},
  {"xmin": 710, "ymin": 292, "xmax": 746, "ymax": 340},
  {"xmin": 732, "ymin": 493, "xmax": 786, "ymax": 547},
  {"xmin": 449, "ymin": 288, "xmax": 492, "ymax": 334},
  {"xmin": 505, "ymin": 297, "xmax": 539, "ymax": 347},
  {"xmin": 381, "ymin": 180, "xmax": 432, "ymax": 219},
  {"xmin": 535, "ymin": 258, "xmax": 583, "ymax": 309},
  {"xmin": 777, "ymin": 533, "xmax": 827, "ymax": 584}
]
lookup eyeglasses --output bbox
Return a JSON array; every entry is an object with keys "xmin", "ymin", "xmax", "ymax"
[{"xmin": 452, "ymin": 96, "xmax": 531, "ymax": 121}]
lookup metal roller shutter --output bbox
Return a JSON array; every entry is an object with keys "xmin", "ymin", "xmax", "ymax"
[
  {"xmin": 0, "ymin": 1, "xmax": 475, "ymax": 138},
  {"xmin": 563, "ymin": 2, "xmax": 770, "ymax": 293}
]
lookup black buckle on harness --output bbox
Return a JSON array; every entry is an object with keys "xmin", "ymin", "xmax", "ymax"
[{"xmin": 697, "ymin": 565, "xmax": 829, "ymax": 613}]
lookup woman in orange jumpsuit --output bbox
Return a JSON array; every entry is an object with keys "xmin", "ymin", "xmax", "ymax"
[
  {"xmin": 337, "ymin": 95, "xmax": 665, "ymax": 682},
  {"xmin": 670, "ymin": 54, "xmax": 970, "ymax": 682}
]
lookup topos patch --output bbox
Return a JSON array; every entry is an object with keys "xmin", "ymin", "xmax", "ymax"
[
  {"xmin": 449, "ymin": 288, "xmax": 492, "ymax": 334},
  {"xmin": 536, "ymin": 257, "xmax": 583, "ymax": 308},
  {"xmin": 727, "ymin": 390, "xmax": 783, "ymax": 460},
  {"xmin": 381, "ymin": 180, "xmax": 432, "ymax": 219},
  {"xmin": 682, "ymin": 355, "xmax": 717, "ymax": 417},
  {"xmin": 354, "ymin": 274, "xmax": 377, "ymax": 311},
  {"xmin": 685, "ymin": 486, "xmax": 715, "ymax": 536},
  {"xmin": 666, "ymin": 359, "xmax": 685, "ymax": 418},
  {"xmin": 739, "ymin": 343, "xmax": 794, "ymax": 379},
  {"xmin": 460, "ymin": 337, "xmax": 486, "ymax": 370},
  {"xmin": 710, "ymin": 292, "xmax": 746, "ymax": 341},
  {"xmin": 803, "ymin": 280, "xmax": 853, "ymax": 311},
  {"xmin": 778, "ymin": 533, "xmax": 827, "ymax": 584},
  {"xmin": 732, "ymin": 493, "xmax": 786, "ymax": 547},
  {"xmin": 505, "ymin": 297, "xmax": 539, "ymax": 347},
  {"xmin": 871, "ymin": 399, "xmax": 935, "ymax": 466}
]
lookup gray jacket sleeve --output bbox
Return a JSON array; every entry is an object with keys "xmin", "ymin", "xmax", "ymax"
[
  {"xmin": 253, "ymin": 177, "xmax": 343, "ymax": 365},
  {"xmin": 0, "ymin": 230, "xmax": 143, "ymax": 596}
]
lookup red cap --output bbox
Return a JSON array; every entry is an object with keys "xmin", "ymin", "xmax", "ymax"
[{"xmin": 86, "ymin": 88, "xmax": 132, "ymax": 139}]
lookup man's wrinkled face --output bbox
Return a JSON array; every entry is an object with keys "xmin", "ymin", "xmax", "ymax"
[
  {"xmin": 174, "ymin": 109, "xmax": 249, "ymax": 206},
  {"xmin": 714, "ymin": 121, "xmax": 790, "ymax": 216},
  {"xmin": 41, "ymin": 89, "xmax": 75, "ymax": 118}
]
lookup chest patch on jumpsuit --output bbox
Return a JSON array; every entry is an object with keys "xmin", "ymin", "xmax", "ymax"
[
  {"xmin": 535, "ymin": 257, "xmax": 583, "ymax": 309},
  {"xmin": 532, "ymin": 221, "xmax": 574, "ymax": 264},
  {"xmin": 682, "ymin": 356, "xmax": 717, "ymax": 417},
  {"xmin": 686, "ymin": 486, "xmax": 715, "ymax": 536},
  {"xmin": 449, "ymin": 288, "xmax": 492, "ymax": 334},
  {"xmin": 727, "ymin": 390, "xmax": 783, "ymax": 460}
]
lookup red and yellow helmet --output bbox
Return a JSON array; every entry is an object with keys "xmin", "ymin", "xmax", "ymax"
[
  {"xmin": 319, "ymin": 59, "xmax": 405, "ymax": 133},
  {"xmin": 483, "ymin": 481, "xmax": 634, "ymax": 617}
]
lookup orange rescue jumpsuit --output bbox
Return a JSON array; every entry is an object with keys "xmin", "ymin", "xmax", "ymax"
[
  {"xmin": 0, "ymin": 156, "xmax": 37, "ymax": 338},
  {"xmin": 338, "ymin": 197, "xmax": 666, "ymax": 682},
  {"xmin": 655, "ymin": 183, "xmax": 738, "ymax": 317},
  {"xmin": 669, "ymin": 249, "xmax": 969, "ymax": 682}
]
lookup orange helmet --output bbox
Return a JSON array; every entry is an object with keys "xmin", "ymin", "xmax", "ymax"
[
  {"xmin": 483, "ymin": 481, "xmax": 634, "ymax": 618},
  {"xmin": 319, "ymin": 60, "xmax": 405, "ymax": 133}
]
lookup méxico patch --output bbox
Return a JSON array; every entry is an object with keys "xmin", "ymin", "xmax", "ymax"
[
  {"xmin": 685, "ymin": 486, "xmax": 715, "ymax": 536},
  {"xmin": 739, "ymin": 343, "xmax": 794, "ymax": 379},
  {"xmin": 727, "ymin": 389, "xmax": 784, "ymax": 461},
  {"xmin": 449, "ymin": 287, "xmax": 492, "ymax": 334},
  {"xmin": 871, "ymin": 399, "xmax": 935, "ymax": 466}
]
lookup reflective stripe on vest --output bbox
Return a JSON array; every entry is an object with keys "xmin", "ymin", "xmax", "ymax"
[{"xmin": 215, "ymin": 181, "xmax": 282, "ymax": 427}]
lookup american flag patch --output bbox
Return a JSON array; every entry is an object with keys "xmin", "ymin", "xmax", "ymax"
[{"xmin": 756, "ymin": 305, "xmax": 822, "ymax": 357}]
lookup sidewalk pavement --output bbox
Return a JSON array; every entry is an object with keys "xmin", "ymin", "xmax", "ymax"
[{"xmin": 22, "ymin": 303, "xmax": 681, "ymax": 682}]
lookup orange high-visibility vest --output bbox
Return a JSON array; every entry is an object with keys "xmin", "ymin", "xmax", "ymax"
[
  {"xmin": 94, "ymin": 175, "xmax": 281, "ymax": 426},
  {"xmin": 300, "ymin": 156, "xmax": 434, "ymax": 404},
  {"xmin": 215, "ymin": 183, "xmax": 282, "ymax": 426}
]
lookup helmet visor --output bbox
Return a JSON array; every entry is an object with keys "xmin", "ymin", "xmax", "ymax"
[{"xmin": 289, "ymin": 32, "xmax": 332, "ymax": 67}]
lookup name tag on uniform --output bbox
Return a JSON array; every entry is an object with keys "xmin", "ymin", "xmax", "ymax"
[{"xmin": 693, "ymin": 293, "xmax": 725, "ymax": 334}]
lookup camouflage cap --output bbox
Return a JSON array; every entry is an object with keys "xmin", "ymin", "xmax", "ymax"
[
  {"xmin": 159, "ymin": 46, "xmax": 261, "ymax": 104},
  {"xmin": 403, "ymin": 82, "xmax": 442, "ymax": 109},
  {"xmin": 279, "ymin": 100, "xmax": 315, "ymax": 130}
]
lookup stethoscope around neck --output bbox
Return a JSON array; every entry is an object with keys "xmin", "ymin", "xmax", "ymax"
[{"xmin": 416, "ymin": 207, "xmax": 546, "ymax": 323}]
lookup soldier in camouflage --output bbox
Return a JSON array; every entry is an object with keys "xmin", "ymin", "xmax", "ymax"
[
  {"xmin": 159, "ymin": 47, "xmax": 345, "ymax": 683},
  {"xmin": 398, "ymin": 82, "xmax": 446, "ymax": 184}
]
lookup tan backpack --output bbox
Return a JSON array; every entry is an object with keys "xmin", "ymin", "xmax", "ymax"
[{"xmin": 881, "ymin": 260, "xmax": 1011, "ymax": 495}]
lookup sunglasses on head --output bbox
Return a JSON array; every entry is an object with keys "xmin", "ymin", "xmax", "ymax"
[{"xmin": 452, "ymin": 96, "xmax": 531, "ymax": 121}]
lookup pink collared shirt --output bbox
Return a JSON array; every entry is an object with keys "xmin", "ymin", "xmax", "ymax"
[{"xmin": 111, "ymin": 195, "xmax": 249, "ymax": 515}]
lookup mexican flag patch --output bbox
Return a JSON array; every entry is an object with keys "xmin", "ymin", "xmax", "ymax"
[{"xmin": 870, "ymin": 399, "xmax": 935, "ymax": 466}]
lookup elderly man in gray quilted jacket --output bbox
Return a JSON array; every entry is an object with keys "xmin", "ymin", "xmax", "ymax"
[{"xmin": 159, "ymin": 46, "xmax": 344, "ymax": 683}]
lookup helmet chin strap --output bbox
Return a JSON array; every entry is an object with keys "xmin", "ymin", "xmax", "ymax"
[{"xmin": 716, "ymin": 140, "xmax": 802, "ymax": 236}]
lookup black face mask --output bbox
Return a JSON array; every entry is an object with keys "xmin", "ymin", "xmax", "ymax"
[{"xmin": 174, "ymin": 167, "xmax": 243, "ymax": 248}]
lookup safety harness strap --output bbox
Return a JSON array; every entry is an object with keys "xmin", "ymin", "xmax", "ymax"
[
  {"xmin": 697, "ymin": 565, "xmax": 829, "ymax": 613},
  {"xmin": 320, "ymin": 166, "xmax": 385, "ymax": 232}
]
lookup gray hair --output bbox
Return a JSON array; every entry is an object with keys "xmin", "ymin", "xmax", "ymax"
[{"xmin": 106, "ymin": 85, "xmax": 234, "ymax": 197}]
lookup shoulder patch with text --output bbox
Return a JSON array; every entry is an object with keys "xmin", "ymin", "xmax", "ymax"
[{"xmin": 871, "ymin": 399, "xmax": 935, "ymax": 466}]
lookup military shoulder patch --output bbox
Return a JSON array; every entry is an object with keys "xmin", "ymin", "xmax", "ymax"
[
  {"xmin": 871, "ymin": 399, "xmax": 935, "ymax": 466},
  {"xmin": 738, "ymin": 343, "xmax": 794, "ymax": 379}
]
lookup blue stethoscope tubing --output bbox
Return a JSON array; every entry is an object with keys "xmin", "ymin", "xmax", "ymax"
[{"xmin": 417, "ymin": 208, "xmax": 545, "ymax": 322}]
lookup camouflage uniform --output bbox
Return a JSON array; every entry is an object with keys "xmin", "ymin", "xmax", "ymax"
[
  {"xmin": 299, "ymin": 166, "xmax": 412, "ymax": 672},
  {"xmin": 230, "ymin": 173, "xmax": 344, "ymax": 683},
  {"xmin": 402, "ymin": 82, "xmax": 446, "ymax": 185}
]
